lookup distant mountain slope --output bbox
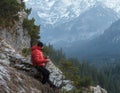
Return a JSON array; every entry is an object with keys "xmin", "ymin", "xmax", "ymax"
[
  {"xmin": 41, "ymin": 4, "xmax": 118, "ymax": 48},
  {"xmin": 66, "ymin": 19, "xmax": 120, "ymax": 60}
]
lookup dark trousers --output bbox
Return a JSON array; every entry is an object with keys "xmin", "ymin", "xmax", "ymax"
[{"xmin": 36, "ymin": 66, "xmax": 50, "ymax": 84}]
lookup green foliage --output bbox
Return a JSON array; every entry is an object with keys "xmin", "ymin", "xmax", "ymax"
[
  {"xmin": 22, "ymin": 48, "xmax": 30, "ymax": 57},
  {"xmin": 0, "ymin": 0, "xmax": 24, "ymax": 27},
  {"xmin": 59, "ymin": 58, "xmax": 79, "ymax": 81},
  {"xmin": 98, "ymin": 61, "xmax": 120, "ymax": 93},
  {"xmin": 78, "ymin": 60, "xmax": 120, "ymax": 93},
  {"xmin": 25, "ymin": 8, "xmax": 32, "ymax": 15},
  {"xmin": 21, "ymin": 1, "xmax": 31, "ymax": 15},
  {"xmin": 43, "ymin": 44, "xmax": 66, "ymax": 65},
  {"xmin": 43, "ymin": 44, "xmax": 93, "ymax": 91},
  {"xmin": 43, "ymin": 44, "xmax": 120, "ymax": 93},
  {"xmin": 79, "ymin": 77, "xmax": 91, "ymax": 87},
  {"xmin": 23, "ymin": 18, "xmax": 40, "ymax": 46}
]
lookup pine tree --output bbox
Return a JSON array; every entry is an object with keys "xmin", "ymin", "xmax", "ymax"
[
  {"xmin": 0, "ymin": 0, "xmax": 23, "ymax": 27},
  {"xmin": 23, "ymin": 18, "xmax": 40, "ymax": 46}
]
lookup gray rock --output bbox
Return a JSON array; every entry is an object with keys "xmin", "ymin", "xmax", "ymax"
[{"xmin": 90, "ymin": 85, "xmax": 107, "ymax": 93}]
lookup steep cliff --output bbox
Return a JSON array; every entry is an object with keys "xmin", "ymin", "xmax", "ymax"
[{"xmin": 0, "ymin": 11, "xmax": 30, "ymax": 53}]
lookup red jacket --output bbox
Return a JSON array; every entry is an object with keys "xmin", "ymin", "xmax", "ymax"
[{"xmin": 31, "ymin": 45, "xmax": 48, "ymax": 67}]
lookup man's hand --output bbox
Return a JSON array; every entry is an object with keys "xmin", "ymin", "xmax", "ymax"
[{"xmin": 46, "ymin": 58, "xmax": 50, "ymax": 62}]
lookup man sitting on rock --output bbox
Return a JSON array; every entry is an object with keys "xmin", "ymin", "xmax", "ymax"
[{"xmin": 31, "ymin": 41, "xmax": 55, "ymax": 88}]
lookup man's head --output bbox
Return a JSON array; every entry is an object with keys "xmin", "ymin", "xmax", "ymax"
[{"xmin": 37, "ymin": 41, "xmax": 43, "ymax": 47}]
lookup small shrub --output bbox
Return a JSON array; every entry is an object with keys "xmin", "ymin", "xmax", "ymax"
[
  {"xmin": 22, "ymin": 48, "xmax": 30, "ymax": 57},
  {"xmin": 80, "ymin": 77, "xmax": 91, "ymax": 87},
  {"xmin": 23, "ymin": 18, "xmax": 40, "ymax": 46},
  {"xmin": 0, "ymin": 0, "xmax": 24, "ymax": 27}
]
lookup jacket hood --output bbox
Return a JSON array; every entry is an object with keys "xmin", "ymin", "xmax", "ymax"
[{"xmin": 31, "ymin": 45, "xmax": 42, "ymax": 51}]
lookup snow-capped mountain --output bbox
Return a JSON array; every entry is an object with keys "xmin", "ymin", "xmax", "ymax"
[
  {"xmin": 100, "ymin": 0, "xmax": 120, "ymax": 14},
  {"xmin": 25, "ymin": 0, "xmax": 96, "ymax": 25},
  {"xmin": 25, "ymin": 0, "xmax": 120, "ymax": 26},
  {"xmin": 40, "ymin": 3, "xmax": 118, "ymax": 48}
]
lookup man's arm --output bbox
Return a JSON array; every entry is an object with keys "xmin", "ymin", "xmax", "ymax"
[{"xmin": 34, "ymin": 50, "xmax": 49, "ymax": 64}]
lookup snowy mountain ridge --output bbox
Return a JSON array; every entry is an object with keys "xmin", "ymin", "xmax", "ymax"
[
  {"xmin": 40, "ymin": 3, "xmax": 118, "ymax": 47},
  {"xmin": 25, "ymin": 0, "xmax": 120, "ymax": 25}
]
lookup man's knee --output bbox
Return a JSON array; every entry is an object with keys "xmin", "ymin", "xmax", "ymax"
[{"xmin": 44, "ymin": 71, "xmax": 50, "ymax": 76}]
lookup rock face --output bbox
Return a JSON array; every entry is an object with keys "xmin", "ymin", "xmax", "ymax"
[
  {"xmin": 46, "ymin": 61, "xmax": 73, "ymax": 90},
  {"xmin": 0, "ymin": 4, "xmax": 30, "ymax": 53},
  {"xmin": 90, "ymin": 85, "xmax": 107, "ymax": 93},
  {"xmin": 0, "ymin": 63, "xmax": 55, "ymax": 93},
  {"xmin": 0, "ymin": 22, "xmax": 30, "ymax": 53}
]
